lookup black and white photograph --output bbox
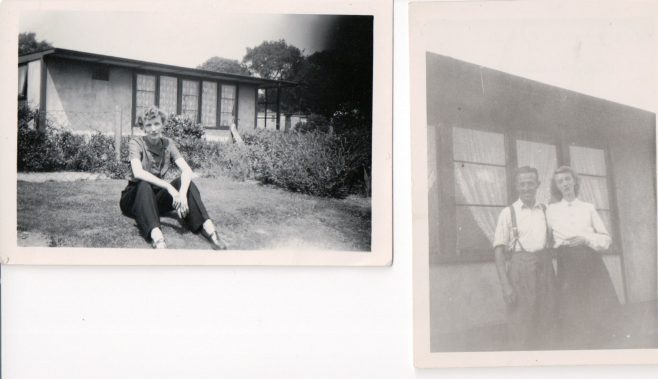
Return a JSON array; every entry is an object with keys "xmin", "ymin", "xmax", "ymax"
[
  {"xmin": 1, "ymin": 0, "xmax": 393, "ymax": 265},
  {"xmin": 411, "ymin": 0, "xmax": 658, "ymax": 367}
]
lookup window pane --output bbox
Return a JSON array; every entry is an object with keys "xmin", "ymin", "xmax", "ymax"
[
  {"xmin": 136, "ymin": 74, "xmax": 155, "ymax": 91},
  {"xmin": 579, "ymin": 175, "xmax": 610, "ymax": 210},
  {"xmin": 453, "ymin": 127, "xmax": 506, "ymax": 165},
  {"xmin": 456, "ymin": 206, "xmax": 504, "ymax": 253},
  {"xmin": 18, "ymin": 65, "xmax": 27, "ymax": 97},
  {"xmin": 570, "ymin": 146, "xmax": 606, "ymax": 176},
  {"xmin": 220, "ymin": 84, "xmax": 237, "ymax": 127},
  {"xmin": 182, "ymin": 80, "xmax": 199, "ymax": 121},
  {"xmin": 159, "ymin": 76, "xmax": 177, "ymax": 116},
  {"xmin": 201, "ymin": 81, "xmax": 217, "ymax": 127},
  {"xmin": 454, "ymin": 163, "xmax": 507, "ymax": 206},
  {"xmin": 516, "ymin": 140, "xmax": 557, "ymax": 204}
]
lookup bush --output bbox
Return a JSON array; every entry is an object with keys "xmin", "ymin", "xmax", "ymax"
[
  {"xmin": 246, "ymin": 130, "xmax": 363, "ymax": 198},
  {"xmin": 17, "ymin": 105, "xmax": 66, "ymax": 171},
  {"xmin": 295, "ymin": 113, "xmax": 330, "ymax": 133},
  {"xmin": 163, "ymin": 114, "xmax": 205, "ymax": 140}
]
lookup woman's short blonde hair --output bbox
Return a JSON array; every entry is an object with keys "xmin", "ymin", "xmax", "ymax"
[
  {"xmin": 136, "ymin": 106, "xmax": 167, "ymax": 128},
  {"xmin": 550, "ymin": 165, "xmax": 581, "ymax": 200}
]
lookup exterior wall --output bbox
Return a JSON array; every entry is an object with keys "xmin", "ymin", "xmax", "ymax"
[
  {"xmin": 26, "ymin": 60, "xmax": 42, "ymax": 108},
  {"xmin": 45, "ymin": 58, "xmax": 132, "ymax": 134},
  {"xmin": 426, "ymin": 53, "xmax": 656, "ymax": 346},
  {"xmin": 238, "ymin": 84, "xmax": 256, "ymax": 130},
  {"xmin": 610, "ymin": 126, "xmax": 657, "ymax": 303}
]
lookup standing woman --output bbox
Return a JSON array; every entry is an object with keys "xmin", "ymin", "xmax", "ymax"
[
  {"xmin": 546, "ymin": 166, "xmax": 620, "ymax": 349},
  {"xmin": 119, "ymin": 106, "xmax": 227, "ymax": 250}
]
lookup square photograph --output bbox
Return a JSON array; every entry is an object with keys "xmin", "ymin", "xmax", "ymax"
[
  {"xmin": 411, "ymin": 0, "xmax": 658, "ymax": 367},
  {"xmin": 1, "ymin": 0, "xmax": 392, "ymax": 265}
]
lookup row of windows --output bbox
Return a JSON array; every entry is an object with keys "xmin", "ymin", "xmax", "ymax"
[
  {"xmin": 135, "ymin": 73, "xmax": 237, "ymax": 129},
  {"xmin": 439, "ymin": 126, "xmax": 616, "ymax": 262}
]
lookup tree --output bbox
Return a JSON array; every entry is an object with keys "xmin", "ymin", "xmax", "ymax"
[
  {"xmin": 242, "ymin": 39, "xmax": 304, "ymax": 80},
  {"xmin": 19, "ymin": 32, "xmax": 53, "ymax": 56},
  {"xmin": 197, "ymin": 56, "xmax": 250, "ymax": 76}
]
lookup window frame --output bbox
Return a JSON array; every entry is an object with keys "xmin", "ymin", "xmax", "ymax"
[
  {"xmin": 256, "ymin": 88, "xmax": 280, "ymax": 130},
  {"xmin": 218, "ymin": 83, "xmax": 238, "ymax": 130},
  {"xmin": 132, "ymin": 71, "xmax": 242, "ymax": 130},
  {"xmin": 435, "ymin": 125, "xmax": 621, "ymax": 264}
]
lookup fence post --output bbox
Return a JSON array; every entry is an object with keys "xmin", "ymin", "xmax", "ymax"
[{"xmin": 114, "ymin": 105, "xmax": 122, "ymax": 161}]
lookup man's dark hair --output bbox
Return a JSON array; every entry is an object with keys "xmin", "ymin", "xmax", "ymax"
[{"xmin": 514, "ymin": 166, "xmax": 539, "ymax": 183}]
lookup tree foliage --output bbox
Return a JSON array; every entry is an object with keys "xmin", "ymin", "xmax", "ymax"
[
  {"xmin": 242, "ymin": 39, "xmax": 304, "ymax": 80},
  {"xmin": 197, "ymin": 56, "xmax": 250, "ymax": 76},
  {"xmin": 19, "ymin": 32, "xmax": 54, "ymax": 56}
]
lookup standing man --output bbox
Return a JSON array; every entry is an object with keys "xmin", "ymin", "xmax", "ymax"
[{"xmin": 493, "ymin": 166, "xmax": 556, "ymax": 350}]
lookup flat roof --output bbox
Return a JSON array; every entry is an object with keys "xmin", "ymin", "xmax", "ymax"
[{"xmin": 19, "ymin": 48, "xmax": 297, "ymax": 88}]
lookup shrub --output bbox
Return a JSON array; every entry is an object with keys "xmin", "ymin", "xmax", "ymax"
[
  {"xmin": 247, "ymin": 130, "xmax": 360, "ymax": 198},
  {"xmin": 163, "ymin": 114, "xmax": 205, "ymax": 140},
  {"xmin": 295, "ymin": 113, "xmax": 330, "ymax": 133},
  {"xmin": 69, "ymin": 133, "xmax": 115, "ymax": 172},
  {"xmin": 17, "ymin": 105, "xmax": 66, "ymax": 171}
]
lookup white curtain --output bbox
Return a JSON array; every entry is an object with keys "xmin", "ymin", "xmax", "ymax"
[
  {"xmin": 159, "ymin": 76, "xmax": 177, "ymax": 116},
  {"xmin": 579, "ymin": 175, "xmax": 610, "ymax": 209},
  {"xmin": 516, "ymin": 140, "xmax": 557, "ymax": 205},
  {"xmin": 182, "ymin": 80, "xmax": 199, "ymax": 121},
  {"xmin": 453, "ymin": 127, "xmax": 506, "ymax": 165},
  {"xmin": 570, "ymin": 146, "xmax": 607, "ymax": 176},
  {"xmin": 570, "ymin": 145, "xmax": 610, "ymax": 210},
  {"xmin": 18, "ymin": 65, "xmax": 27, "ymax": 97},
  {"xmin": 201, "ymin": 82, "xmax": 217, "ymax": 127},
  {"xmin": 452, "ymin": 127, "xmax": 507, "ymax": 246},
  {"xmin": 220, "ymin": 84, "xmax": 237, "ymax": 127}
]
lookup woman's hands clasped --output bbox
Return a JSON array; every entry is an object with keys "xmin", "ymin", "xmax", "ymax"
[{"xmin": 167, "ymin": 185, "xmax": 189, "ymax": 218}]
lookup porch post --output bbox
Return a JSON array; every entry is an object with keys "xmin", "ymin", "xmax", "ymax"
[{"xmin": 276, "ymin": 86, "xmax": 281, "ymax": 130}]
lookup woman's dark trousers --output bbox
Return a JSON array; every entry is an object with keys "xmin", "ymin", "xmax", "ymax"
[{"xmin": 119, "ymin": 177, "xmax": 209, "ymax": 239}]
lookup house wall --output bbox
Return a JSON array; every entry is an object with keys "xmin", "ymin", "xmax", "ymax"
[
  {"xmin": 426, "ymin": 53, "xmax": 656, "ymax": 346},
  {"xmin": 238, "ymin": 84, "xmax": 256, "ymax": 130},
  {"xmin": 45, "ymin": 58, "xmax": 133, "ymax": 134},
  {"xmin": 26, "ymin": 60, "xmax": 42, "ymax": 108}
]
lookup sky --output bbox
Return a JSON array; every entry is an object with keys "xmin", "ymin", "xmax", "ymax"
[
  {"xmin": 20, "ymin": 10, "xmax": 340, "ymax": 68},
  {"xmin": 422, "ymin": 10, "xmax": 657, "ymax": 112}
]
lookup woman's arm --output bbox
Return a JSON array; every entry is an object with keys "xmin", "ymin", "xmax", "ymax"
[
  {"xmin": 585, "ymin": 205, "xmax": 612, "ymax": 251},
  {"xmin": 174, "ymin": 157, "xmax": 193, "ymax": 197}
]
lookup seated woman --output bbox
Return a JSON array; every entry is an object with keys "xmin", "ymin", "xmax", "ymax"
[
  {"xmin": 547, "ymin": 166, "xmax": 620, "ymax": 349},
  {"xmin": 119, "ymin": 106, "xmax": 227, "ymax": 250}
]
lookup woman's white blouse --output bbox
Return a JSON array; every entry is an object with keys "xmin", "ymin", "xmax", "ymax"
[{"xmin": 546, "ymin": 198, "xmax": 611, "ymax": 252}]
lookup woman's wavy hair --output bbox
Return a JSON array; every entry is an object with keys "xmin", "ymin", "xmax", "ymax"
[
  {"xmin": 136, "ymin": 106, "xmax": 167, "ymax": 128},
  {"xmin": 550, "ymin": 165, "xmax": 580, "ymax": 201}
]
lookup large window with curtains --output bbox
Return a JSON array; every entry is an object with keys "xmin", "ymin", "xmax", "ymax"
[{"xmin": 438, "ymin": 126, "xmax": 618, "ymax": 263}]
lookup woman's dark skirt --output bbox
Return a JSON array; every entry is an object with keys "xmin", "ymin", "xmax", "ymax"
[{"xmin": 556, "ymin": 245, "xmax": 622, "ymax": 349}]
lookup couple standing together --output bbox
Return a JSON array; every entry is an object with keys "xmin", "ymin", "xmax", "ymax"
[{"xmin": 494, "ymin": 166, "xmax": 620, "ymax": 350}]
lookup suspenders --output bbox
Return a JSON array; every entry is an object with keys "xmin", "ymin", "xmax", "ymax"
[{"xmin": 509, "ymin": 203, "xmax": 552, "ymax": 253}]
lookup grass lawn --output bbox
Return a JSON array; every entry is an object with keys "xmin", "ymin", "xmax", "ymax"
[{"xmin": 17, "ymin": 177, "xmax": 371, "ymax": 251}]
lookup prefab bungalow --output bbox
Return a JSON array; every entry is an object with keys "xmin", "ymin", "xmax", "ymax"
[
  {"xmin": 18, "ymin": 48, "xmax": 296, "ymax": 140},
  {"xmin": 426, "ymin": 52, "xmax": 657, "ymax": 351}
]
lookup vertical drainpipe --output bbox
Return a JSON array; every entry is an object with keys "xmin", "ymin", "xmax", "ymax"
[
  {"xmin": 275, "ymin": 86, "xmax": 281, "ymax": 130},
  {"xmin": 254, "ymin": 86, "xmax": 258, "ymax": 129},
  {"xmin": 38, "ymin": 57, "xmax": 47, "ymax": 131}
]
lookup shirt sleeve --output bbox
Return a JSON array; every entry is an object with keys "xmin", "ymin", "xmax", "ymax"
[
  {"xmin": 168, "ymin": 139, "xmax": 183, "ymax": 162},
  {"xmin": 492, "ymin": 207, "xmax": 510, "ymax": 250},
  {"xmin": 585, "ymin": 204, "xmax": 612, "ymax": 251},
  {"xmin": 128, "ymin": 138, "xmax": 142, "ymax": 162}
]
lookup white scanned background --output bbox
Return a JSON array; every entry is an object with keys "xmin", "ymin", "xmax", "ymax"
[{"xmin": 3, "ymin": 1, "xmax": 657, "ymax": 377}]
